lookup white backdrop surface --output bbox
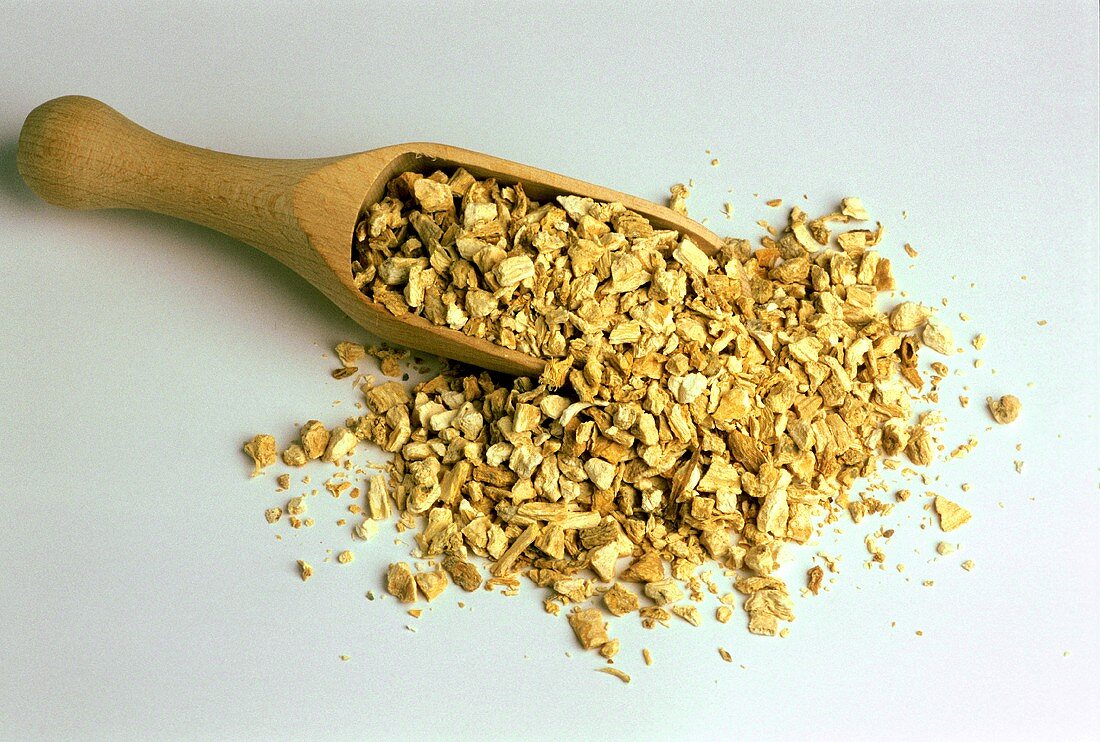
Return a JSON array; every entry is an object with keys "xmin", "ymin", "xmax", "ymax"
[{"xmin": 0, "ymin": 3, "xmax": 1097, "ymax": 740}]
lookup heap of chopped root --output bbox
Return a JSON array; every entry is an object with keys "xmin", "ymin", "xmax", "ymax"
[{"xmin": 248, "ymin": 173, "xmax": 964, "ymax": 653}]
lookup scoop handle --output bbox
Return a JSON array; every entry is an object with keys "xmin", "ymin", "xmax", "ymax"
[{"xmin": 16, "ymin": 95, "xmax": 329, "ymax": 256}]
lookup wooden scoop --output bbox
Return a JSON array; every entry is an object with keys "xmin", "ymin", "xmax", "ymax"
[{"xmin": 17, "ymin": 95, "xmax": 721, "ymax": 376}]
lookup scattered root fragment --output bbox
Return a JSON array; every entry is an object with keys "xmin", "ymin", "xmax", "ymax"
[
  {"xmin": 934, "ymin": 496, "xmax": 972, "ymax": 532},
  {"xmin": 386, "ymin": 562, "xmax": 418, "ymax": 603},
  {"xmin": 282, "ymin": 444, "xmax": 307, "ymax": 467},
  {"xmin": 299, "ymin": 421, "xmax": 329, "ymax": 460},
  {"xmin": 668, "ymin": 183, "xmax": 690, "ymax": 215},
  {"xmin": 599, "ymin": 638, "xmax": 621, "ymax": 660},
  {"xmin": 442, "ymin": 556, "xmax": 482, "ymax": 592},
  {"xmin": 353, "ymin": 519, "xmax": 378, "ymax": 541},
  {"xmin": 297, "ymin": 560, "xmax": 313, "ymax": 582},
  {"xmin": 596, "ymin": 667, "xmax": 631, "ymax": 683},
  {"xmin": 568, "ymin": 607, "xmax": 610, "ymax": 650},
  {"xmin": 414, "ymin": 570, "xmax": 448, "ymax": 601},
  {"xmin": 671, "ymin": 604, "xmax": 701, "ymax": 626},
  {"xmin": 921, "ymin": 319, "xmax": 954, "ymax": 354},
  {"xmin": 603, "ymin": 584, "xmax": 640, "ymax": 616},
  {"xmin": 322, "ymin": 426, "xmax": 358, "ymax": 463},
  {"xmin": 335, "ymin": 341, "xmax": 366, "ymax": 367},
  {"xmin": 243, "ymin": 434, "xmax": 276, "ymax": 476},
  {"xmin": 841, "ymin": 197, "xmax": 869, "ymax": 220},
  {"xmin": 807, "ymin": 566, "xmax": 824, "ymax": 595},
  {"xmin": 987, "ymin": 395, "xmax": 1021, "ymax": 424}
]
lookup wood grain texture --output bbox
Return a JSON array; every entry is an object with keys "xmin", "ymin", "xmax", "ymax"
[{"xmin": 17, "ymin": 96, "xmax": 721, "ymax": 377}]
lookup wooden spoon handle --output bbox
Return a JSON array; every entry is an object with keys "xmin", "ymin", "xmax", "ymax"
[{"xmin": 16, "ymin": 95, "xmax": 330, "ymax": 258}]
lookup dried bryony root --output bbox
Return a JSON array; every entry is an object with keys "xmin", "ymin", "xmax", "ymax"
[
  {"xmin": 247, "ymin": 167, "xmax": 1006, "ymax": 660},
  {"xmin": 987, "ymin": 395, "xmax": 1021, "ymax": 425}
]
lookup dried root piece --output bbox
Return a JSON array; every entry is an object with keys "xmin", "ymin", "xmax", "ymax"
[
  {"xmin": 840, "ymin": 197, "xmax": 869, "ymax": 220},
  {"xmin": 671, "ymin": 604, "xmax": 701, "ymax": 626},
  {"xmin": 282, "ymin": 444, "xmax": 307, "ymax": 467},
  {"xmin": 669, "ymin": 183, "xmax": 691, "ymax": 216},
  {"xmin": 567, "ymin": 607, "xmax": 609, "ymax": 649},
  {"xmin": 243, "ymin": 434, "xmax": 276, "ymax": 476},
  {"xmin": 352, "ymin": 519, "xmax": 378, "ymax": 541},
  {"xmin": 297, "ymin": 560, "xmax": 313, "ymax": 582},
  {"xmin": 299, "ymin": 421, "xmax": 330, "ymax": 461},
  {"xmin": 335, "ymin": 341, "xmax": 366, "ymax": 367},
  {"xmin": 987, "ymin": 395, "xmax": 1021, "ymax": 424},
  {"xmin": 906, "ymin": 427, "xmax": 934, "ymax": 466},
  {"xmin": 386, "ymin": 562, "xmax": 418, "ymax": 603},
  {"xmin": 934, "ymin": 496, "xmax": 971, "ymax": 532},
  {"xmin": 620, "ymin": 552, "xmax": 664, "ymax": 582},
  {"xmin": 322, "ymin": 426, "xmax": 357, "ymax": 463},
  {"xmin": 921, "ymin": 319, "xmax": 954, "ymax": 355},
  {"xmin": 414, "ymin": 570, "xmax": 448, "ymax": 601},
  {"xmin": 367, "ymin": 475, "xmax": 391, "ymax": 520},
  {"xmin": 442, "ymin": 555, "xmax": 483, "ymax": 592},
  {"xmin": 643, "ymin": 578, "xmax": 684, "ymax": 606},
  {"xmin": 595, "ymin": 667, "xmax": 630, "ymax": 683},
  {"xmin": 603, "ymin": 584, "xmax": 640, "ymax": 616},
  {"xmin": 889, "ymin": 301, "xmax": 932, "ymax": 332},
  {"xmin": 807, "ymin": 566, "xmax": 824, "ymax": 595},
  {"xmin": 599, "ymin": 638, "xmax": 620, "ymax": 660},
  {"xmin": 745, "ymin": 588, "xmax": 794, "ymax": 636}
]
